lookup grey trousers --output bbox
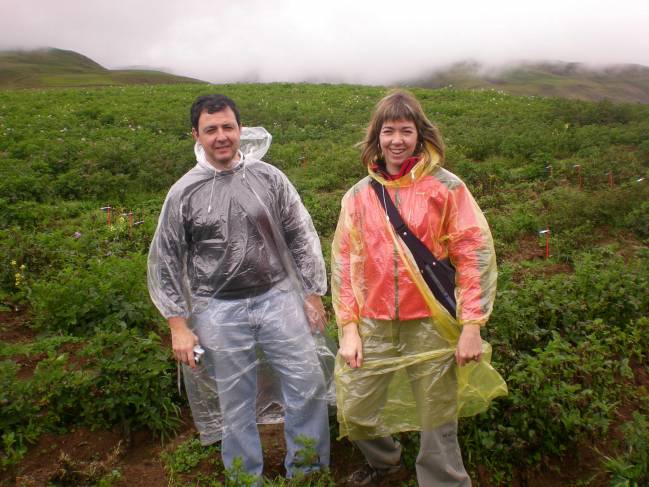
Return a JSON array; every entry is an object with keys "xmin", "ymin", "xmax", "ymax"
[{"xmin": 355, "ymin": 422, "xmax": 471, "ymax": 487}]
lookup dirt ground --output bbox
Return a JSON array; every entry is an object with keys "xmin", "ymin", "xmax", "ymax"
[
  {"xmin": 0, "ymin": 414, "xmax": 624, "ymax": 487},
  {"xmin": 1, "ymin": 418, "xmax": 404, "ymax": 486}
]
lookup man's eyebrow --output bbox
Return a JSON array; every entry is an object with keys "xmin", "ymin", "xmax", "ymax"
[{"xmin": 202, "ymin": 122, "xmax": 235, "ymax": 131}]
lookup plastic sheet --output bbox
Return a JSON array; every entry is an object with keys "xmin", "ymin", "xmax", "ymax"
[
  {"xmin": 332, "ymin": 144, "xmax": 507, "ymax": 440},
  {"xmin": 148, "ymin": 128, "xmax": 335, "ymax": 446},
  {"xmin": 240, "ymin": 126, "xmax": 272, "ymax": 160},
  {"xmin": 182, "ymin": 281, "xmax": 336, "ymax": 446}
]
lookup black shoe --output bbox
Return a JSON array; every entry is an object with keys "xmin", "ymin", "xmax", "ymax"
[{"xmin": 346, "ymin": 460, "xmax": 404, "ymax": 486}]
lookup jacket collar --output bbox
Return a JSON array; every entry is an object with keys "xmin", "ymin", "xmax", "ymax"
[
  {"xmin": 368, "ymin": 143, "xmax": 442, "ymax": 188},
  {"xmin": 371, "ymin": 156, "xmax": 419, "ymax": 180}
]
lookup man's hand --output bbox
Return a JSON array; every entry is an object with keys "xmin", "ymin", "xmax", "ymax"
[
  {"xmin": 339, "ymin": 322, "xmax": 363, "ymax": 368},
  {"xmin": 455, "ymin": 324, "xmax": 483, "ymax": 366},
  {"xmin": 168, "ymin": 316, "xmax": 199, "ymax": 369},
  {"xmin": 303, "ymin": 294, "xmax": 327, "ymax": 333}
]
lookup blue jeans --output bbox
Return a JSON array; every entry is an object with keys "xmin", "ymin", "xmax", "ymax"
[{"xmin": 191, "ymin": 283, "xmax": 330, "ymax": 478}]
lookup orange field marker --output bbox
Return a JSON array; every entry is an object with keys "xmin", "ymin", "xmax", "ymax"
[{"xmin": 100, "ymin": 206, "xmax": 112, "ymax": 226}]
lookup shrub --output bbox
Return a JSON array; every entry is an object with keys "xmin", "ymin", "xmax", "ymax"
[
  {"xmin": 30, "ymin": 254, "xmax": 160, "ymax": 334},
  {"xmin": 0, "ymin": 329, "xmax": 180, "ymax": 467},
  {"xmin": 77, "ymin": 330, "xmax": 181, "ymax": 437}
]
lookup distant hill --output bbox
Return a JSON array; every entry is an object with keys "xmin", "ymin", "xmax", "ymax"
[
  {"xmin": 404, "ymin": 60, "xmax": 649, "ymax": 104},
  {"xmin": 0, "ymin": 48, "xmax": 205, "ymax": 88}
]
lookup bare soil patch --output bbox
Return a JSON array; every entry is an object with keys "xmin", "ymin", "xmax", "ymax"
[{"xmin": 0, "ymin": 310, "xmax": 34, "ymax": 344}]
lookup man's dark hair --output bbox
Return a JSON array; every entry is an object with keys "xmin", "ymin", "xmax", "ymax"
[{"xmin": 190, "ymin": 94, "xmax": 241, "ymax": 130}]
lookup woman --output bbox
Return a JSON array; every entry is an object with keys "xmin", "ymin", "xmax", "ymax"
[{"xmin": 332, "ymin": 90, "xmax": 506, "ymax": 486}]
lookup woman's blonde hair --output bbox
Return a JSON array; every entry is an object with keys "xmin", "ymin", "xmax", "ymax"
[{"xmin": 360, "ymin": 90, "xmax": 445, "ymax": 166}]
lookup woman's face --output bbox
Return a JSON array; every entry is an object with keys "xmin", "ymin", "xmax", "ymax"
[{"xmin": 379, "ymin": 118, "xmax": 418, "ymax": 175}]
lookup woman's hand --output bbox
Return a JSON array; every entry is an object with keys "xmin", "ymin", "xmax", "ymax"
[
  {"xmin": 168, "ymin": 316, "xmax": 199, "ymax": 369},
  {"xmin": 340, "ymin": 322, "xmax": 363, "ymax": 368},
  {"xmin": 455, "ymin": 324, "xmax": 483, "ymax": 366}
]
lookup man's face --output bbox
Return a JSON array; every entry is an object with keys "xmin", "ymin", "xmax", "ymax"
[{"xmin": 192, "ymin": 107, "xmax": 241, "ymax": 170}]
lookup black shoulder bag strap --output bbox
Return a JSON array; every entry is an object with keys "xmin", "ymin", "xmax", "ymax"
[{"xmin": 370, "ymin": 179, "xmax": 457, "ymax": 317}]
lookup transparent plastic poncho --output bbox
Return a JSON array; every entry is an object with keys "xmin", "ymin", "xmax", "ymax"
[
  {"xmin": 332, "ymin": 145, "xmax": 507, "ymax": 440},
  {"xmin": 148, "ymin": 128, "xmax": 335, "ymax": 445}
]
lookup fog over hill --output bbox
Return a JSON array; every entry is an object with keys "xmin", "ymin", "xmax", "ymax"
[
  {"xmin": 2, "ymin": 47, "xmax": 649, "ymax": 104},
  {"xmin": 403, "ymin": 60, "xmax": 649, "ymax": 104}
]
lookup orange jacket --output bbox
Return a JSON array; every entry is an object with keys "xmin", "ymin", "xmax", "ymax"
[{"xmin": 332, "ymin": 146, "xmax": 497, "ymax": 327}]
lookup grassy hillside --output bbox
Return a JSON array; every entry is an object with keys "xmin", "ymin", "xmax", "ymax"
[
  {"xmin": 0, "ymin": 83, "xmax": 648, "ymax": 486},
  {"xmin": 406, "ymin": 60, "xmax": 649, "ymax": 104},
  {"xmin": 0, "ymin": 48, "xmax": 204, "ymax": 88}
]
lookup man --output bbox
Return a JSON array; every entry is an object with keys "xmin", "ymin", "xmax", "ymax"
[{"xmin": 147, "ymin": 94, "xmax": 331, "ymax": 480}]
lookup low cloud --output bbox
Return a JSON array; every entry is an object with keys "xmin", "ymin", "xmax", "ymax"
[{"xmin": 2, "ymin": 0, "xmax": 648, "ymax": 84}]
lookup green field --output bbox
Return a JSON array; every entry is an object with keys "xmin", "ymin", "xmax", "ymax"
[
  {"xmin": 0, "ymin": 48, "xmax": 204, "ymax": 89},
  {"xmin": 1, "ymin": 82, "xmax": 648, "ymax": 486}
]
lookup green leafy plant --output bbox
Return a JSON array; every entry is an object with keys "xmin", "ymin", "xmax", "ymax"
[
  {"xmin": 161, "ymin": 436, "xmax": 220, "ymax": 486},
  {"xmin": 223, "ymin": 457, "xmax": 260, "ymax": 487},
  {"xmin": 601, "ymin": 413, "xmax": 649, "ymax": 487},
  {"xmin": 76, "ymin": 329, "xmax": 181, "ymax": 437}
]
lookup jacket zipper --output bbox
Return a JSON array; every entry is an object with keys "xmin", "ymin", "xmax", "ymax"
[{"xmin": 393, "ymin": 187, "xmax": 400, "ymax": 321}]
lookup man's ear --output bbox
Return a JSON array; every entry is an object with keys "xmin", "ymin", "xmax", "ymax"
[{"xmin": 191, "ymin": 128, "xmax": 199, "ymax": 141}]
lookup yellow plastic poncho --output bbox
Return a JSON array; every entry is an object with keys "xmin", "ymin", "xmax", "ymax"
[{"xmin": 332, "ymin": 146, "xmax": 507, "ymax": 440}]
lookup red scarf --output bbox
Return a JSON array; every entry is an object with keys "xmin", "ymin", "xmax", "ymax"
[{"xmin": 371, "ymin": 156, "xmax": 419, "ymax": 180}]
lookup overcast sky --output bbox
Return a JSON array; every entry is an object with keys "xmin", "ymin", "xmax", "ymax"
[{"xmin": 2, "ymin": 0, "xmax": 649, "ymax": 84}]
